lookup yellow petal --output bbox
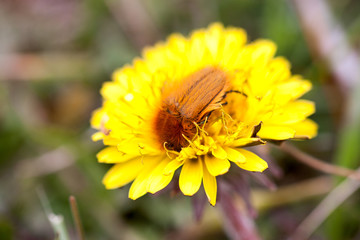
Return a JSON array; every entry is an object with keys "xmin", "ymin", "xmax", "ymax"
[
  {"xmin": 102, "ymin": 158, "xmax": 143, "ymax": 189},
  {"xmin": 267, "ymin": 100, "xmax": 315, "ymax": 125},
  {"xmin": 147, "ymin": 159, "xmax": 175, "ymax": 194},
  {"xmin": 103, "ymin": 136, "xmax": 121, "ymax": 146},
  {"xmin": 163, "ymin": 159, "xmax": 184, "ymax": 175},
  {"xmin": 90, "ymin": 108, "xmax": 106, "ymax": 128},
  {"xmin": 203, "ymin": 163, "xmax": 217, "ymax": 206},
  {"xmin": 211, "ymin": 145, "xmax": 227, "ymax": 159},
  {"xmin": 224, "ymin": 147, "xmax": 246, "ymax": 163},
  {"xmin": 189, "ymin": 31, "xmax": 207, "ymax": 65},
  {"xmin": 285, "ymin": 100, "xmax": 315, "ymax": 117},
  {"xmin": 204, "ymin": 155, "xmax": 230, "ymax": 176},
  {"xmin": 236, "ymin": 149, "xmax": 268, "ymax": 172},
  {"xmin": 117, "ymin": 139, "xmax": 150, "ymax": 155},
  {"xmin": 221, "ymin": 28, "xmax": 247, "ymax": 67},
  {"xmin": 100, "ymin": 82, "xmax": 127, "ymax": 100},
  {"xmin": 167, "ymin": 33, "xmax": 188, "ymax": 54},
  {"xmin": 178, "ymin": 147, "xmax": 197, "ymax": 159},
  {"xmin": 205, "ymin": 23, "xmax": 224, "ymax": 59},
  {"xmin": 129, "ymin": 156, "xmax": 163, "ymax": 200},
  {"xmin": 128, "ymin": 176, "xmax": 148, "ymax": 200},
  {"xmin": 274, "ymin": 78, "xmax": 312, "ymax": 104},
  {"xmin": 97, "ymin": 147, "xmax": 135, "ymax": 163},
  {"xmin": 246, "ymin": 40, "xmax": 277, "ymax": 66},
  {"xmin": 257, "ymin": 125, "xmax": 296, "ymax": 140},
  {"xmin": 112, "ymin": 67, "xmax": 131, "ymax": 88},
  {"xmin": 230, "ymin": 138, "xmax": 265, "ymax": 148},
  {"xmin": 91, "ymin": 132, "xmax": 104, "ymax": 142},
  {"xmin": 179, "ymin": 159, "xmax": 203, "ymax": 196},
  {"xmin": 291, "ymin": 118, "xmax": 318, "ymax": 139},
  {"xmin": 248, "ymin": 57, "xmax": 290, "ymax": 96}
]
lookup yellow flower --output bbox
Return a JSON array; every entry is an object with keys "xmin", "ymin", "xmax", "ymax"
[{"xmin": 91, "ymin": 23, "xmax": 317, "ymax": 206}]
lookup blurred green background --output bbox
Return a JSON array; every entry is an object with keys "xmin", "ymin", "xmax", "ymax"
[{"xmin": 1, "ymin": 0, "xmax": 360, "ymax": 239}]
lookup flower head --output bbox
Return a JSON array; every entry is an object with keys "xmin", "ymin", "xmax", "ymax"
[{"xmin": 91, "ymin": 23, "xmax": 317, "ymax": 205}]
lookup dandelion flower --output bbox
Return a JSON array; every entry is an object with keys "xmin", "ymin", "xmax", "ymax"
[{"xmin": 91, "ymin": 23, "xmax": 317, "ymax": 205}]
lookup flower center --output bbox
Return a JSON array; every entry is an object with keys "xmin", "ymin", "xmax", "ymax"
[{"xmin": 153, "ymin": 67, "xmax": 229, "ymax": 151}]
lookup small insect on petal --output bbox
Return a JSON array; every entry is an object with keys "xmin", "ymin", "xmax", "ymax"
[{"xmin": 153, "ymin": 67, "xmax": 229, "ymax": 151}]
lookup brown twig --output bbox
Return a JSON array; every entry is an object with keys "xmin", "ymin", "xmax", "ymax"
[
  {"xmin": 252, "ymin": 176, "xmax": 333, "ymax": 210},
  {"xmin": 69, "ymin": 195, "xmax": 85, "ymax": 240},
  {"xmin": 292, "ymin": 0, "xmax": 359, "ymax": 95},
  {"xmin": 290, "ymin": 0, "xmax": 360, "ymax": 238},
  {"xmin": 280, "ymin": 142, "xmax": 360, "ymax": 180},
  {"xmin": 292, "ymin": 0, "xmax": 360, "ymax": 128},
  {"xmin": 290, "ymin": 169, "xmax": 360, "ymax": 240}
]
